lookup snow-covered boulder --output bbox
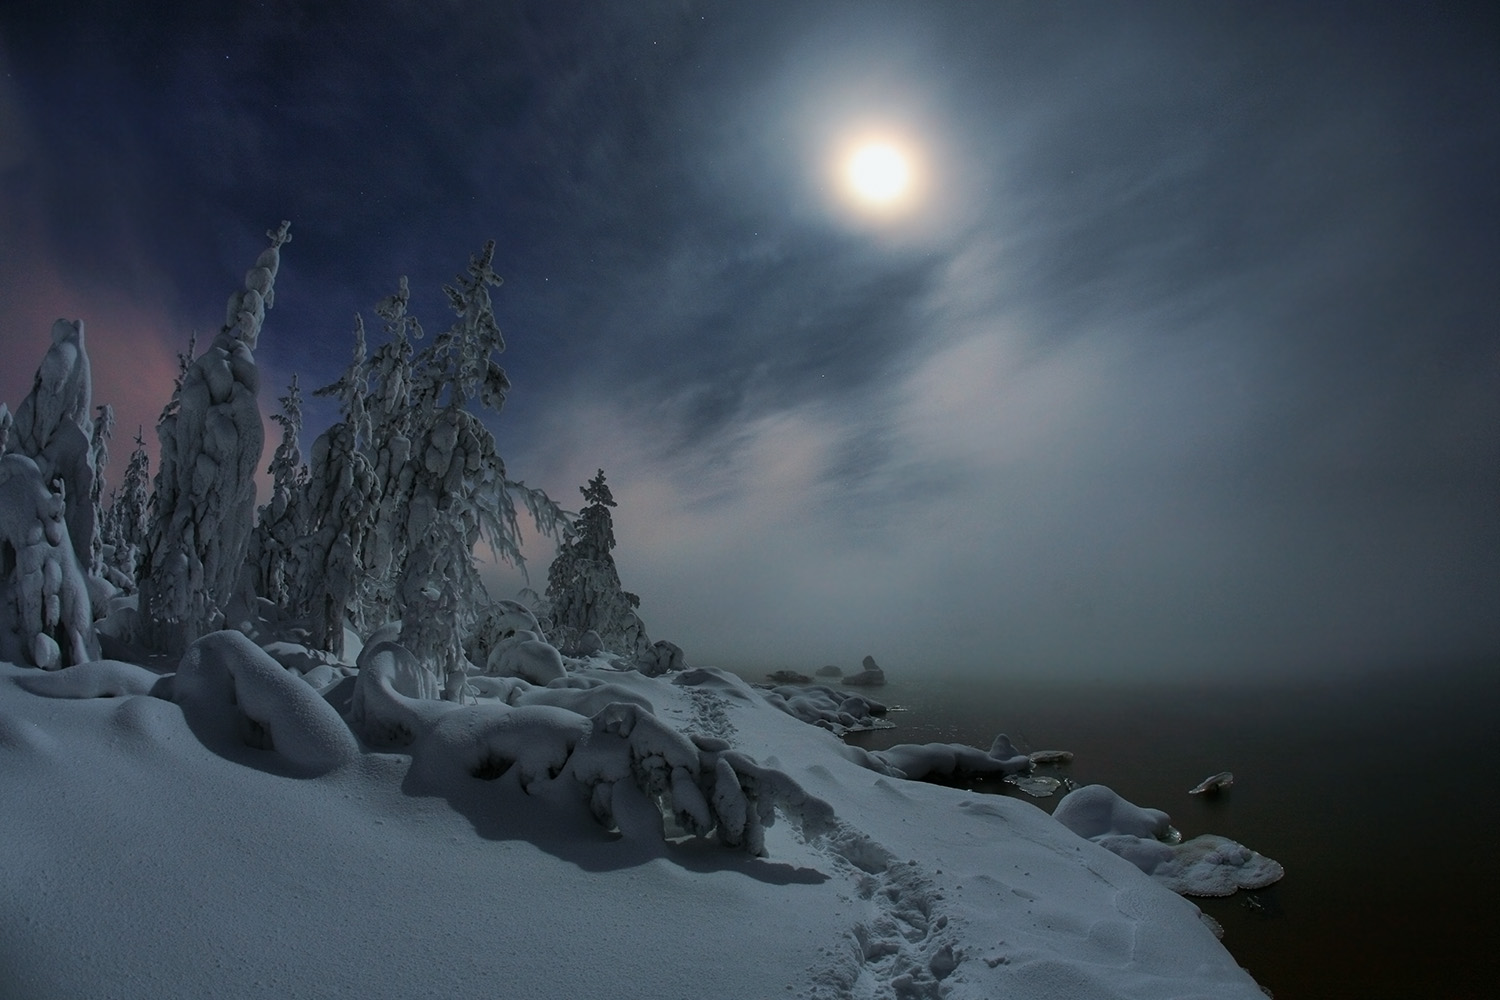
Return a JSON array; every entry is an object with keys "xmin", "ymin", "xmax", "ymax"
[
  {"xmin": 173, "ymin": 629, "xmax": 359, "ymax": 776},
  {"xmin": 872, "ymin": 734, "xmax": 1033, "ymax": 782},
  {"xmin": 484, "ymin": 631, "xmax": 567, "ymax": 684},
  {"xmin": 1053, "ymin": 784, "xmax": 1284, "ymax": 898},
  {"xmin": 638, "ymin": 638, "xmax": 685, "ymax": 677},
  {"xmin": 0, "ymin": 454, "xmax": 100, "ymax": 669},
  {"xmin": 762, "ymin": 683, "xmax": 889, "ymax": 734}
]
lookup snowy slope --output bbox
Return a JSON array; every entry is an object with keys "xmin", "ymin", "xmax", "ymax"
[{"xmin": 0, "ymin": 653, "xmax": 1266, "ymax": 1000}]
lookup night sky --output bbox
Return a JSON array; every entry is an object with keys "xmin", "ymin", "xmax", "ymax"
[{"xmin": 1, "ymin": 1, "xmax": 1496, "ymax": 679}]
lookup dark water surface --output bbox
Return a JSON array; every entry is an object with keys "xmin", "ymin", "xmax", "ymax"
[{"xmin": 831, "ymin": 659, "xmax": 1499, "ymax": 999}]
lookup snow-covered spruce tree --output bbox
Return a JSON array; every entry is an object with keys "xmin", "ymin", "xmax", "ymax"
[
  {"xmin": 393, "ymin": 241, "xmax": 565, "ymax": 698},
  {"xmin": 139, "ymin": 221, "xmax": 290, "ymax": 654},
  {"xmin": 0, "ymin": 452, "xmax": 102, "ymax": 668},
  {"xmin": 88, "ymin": 404, "xmax": 113, "ymax": 576},
  {"xmin": 0, "ymin": 320, "xmax": 105, "ymax": 668},
  {"xmin": 297, "ymin": 245, "xmax": 564, "ymax": 691},
  {"xmin": 101, "ymin": 429, "xmax": 150, "ymax": 589},
  {"xmin": 248, "ymin": 375, "xmax": 310, "ymax": 609},
  {"xmin": 296, "ymin": 321, "xmax": 380, "ymax": 656},
  {"xmin": 4, "ymin": 319, "xmax": 101, "ymax": 575},
  {"xmin": 544, "ymin": 469, "xmax": 649, "ymax": 658}
]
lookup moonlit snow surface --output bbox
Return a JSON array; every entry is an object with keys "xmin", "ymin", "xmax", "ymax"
[{"xmin": 0, "ymin": 645, "xmax": 1269, "ymax": 1000}]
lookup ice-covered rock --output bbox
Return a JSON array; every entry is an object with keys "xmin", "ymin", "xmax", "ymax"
[
  {"xmin": 815, "ymin": 664, "xmax": 842, "ymax": 677},
  {"xmin": 1029, "ymin": 749, "xmax": 1074, "ymax": 764}
]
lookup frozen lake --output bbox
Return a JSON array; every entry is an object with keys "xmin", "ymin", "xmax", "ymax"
[{"xmin": 830, "ymin": 658, "xmax": 1499, "ymax": 998}]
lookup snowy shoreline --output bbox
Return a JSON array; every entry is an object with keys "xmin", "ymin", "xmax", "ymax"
[{"xmin": 1, "ymin": 641, "xmax": 1275, "ymax": 1000}]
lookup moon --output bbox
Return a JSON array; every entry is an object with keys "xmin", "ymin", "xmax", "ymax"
[
  {"xmin": 833, "ymin": 134, "xmax": 923, "ymax": 217},
  {"xmin": 846, "ymin": 142, "xmax": 911, "ymax": 203}
]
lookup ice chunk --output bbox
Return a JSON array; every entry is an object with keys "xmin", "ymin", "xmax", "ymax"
[
  {"xmin": 1154, "ymin": 835, "xmax": 1286, "ymax": 898},
  {"xmin": 1003, "ymin": 773, "xmax": 1063, "ymax": 797}
]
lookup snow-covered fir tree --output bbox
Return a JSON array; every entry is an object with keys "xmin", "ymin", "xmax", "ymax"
[
  {"xmin": 544, "ymin": 469, "xmax": 649, "ymax": 658},
  {"xmin": 139, "ymin": 221, "xmax": 290, "ymax": 653}
]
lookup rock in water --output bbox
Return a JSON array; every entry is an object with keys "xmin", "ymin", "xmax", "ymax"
[
  {"xmin": 842, "ymin": 654, "xmax": 886, "ymax": 687},
  {"xmin": 1188, "ymin": 771, "xmax": 1234, "ymax": 796}
]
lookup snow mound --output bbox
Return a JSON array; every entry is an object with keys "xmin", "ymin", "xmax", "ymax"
[
  {"xmin": 348, "ymin": 638, "xmax": 444, "ymax": 746},
  {"xmin": 1054, "ymin": 784, "xmax": 1284, "ymax": 898},
  {"xmin": 14, "ymin": 659, "xmax": 163, "ymax": 699},
  {"xmin": 174, "ymin": 629, "xmax": 360, "ymax": 775}
]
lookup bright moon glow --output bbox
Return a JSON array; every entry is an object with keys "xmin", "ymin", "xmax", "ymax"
[{"xmin": 846, "ymin": 142, "xmax": 910, "ymax": 203}]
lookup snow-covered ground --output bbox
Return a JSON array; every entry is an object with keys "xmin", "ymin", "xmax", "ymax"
[{"xmin": 0, "ymin": 636, "xmax": 1272, "ymax": 1000}]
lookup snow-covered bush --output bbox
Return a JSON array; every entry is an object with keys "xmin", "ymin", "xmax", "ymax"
[{"xmin": 139, "ymin": 222, "xmax": 291, "ymax": 653}]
